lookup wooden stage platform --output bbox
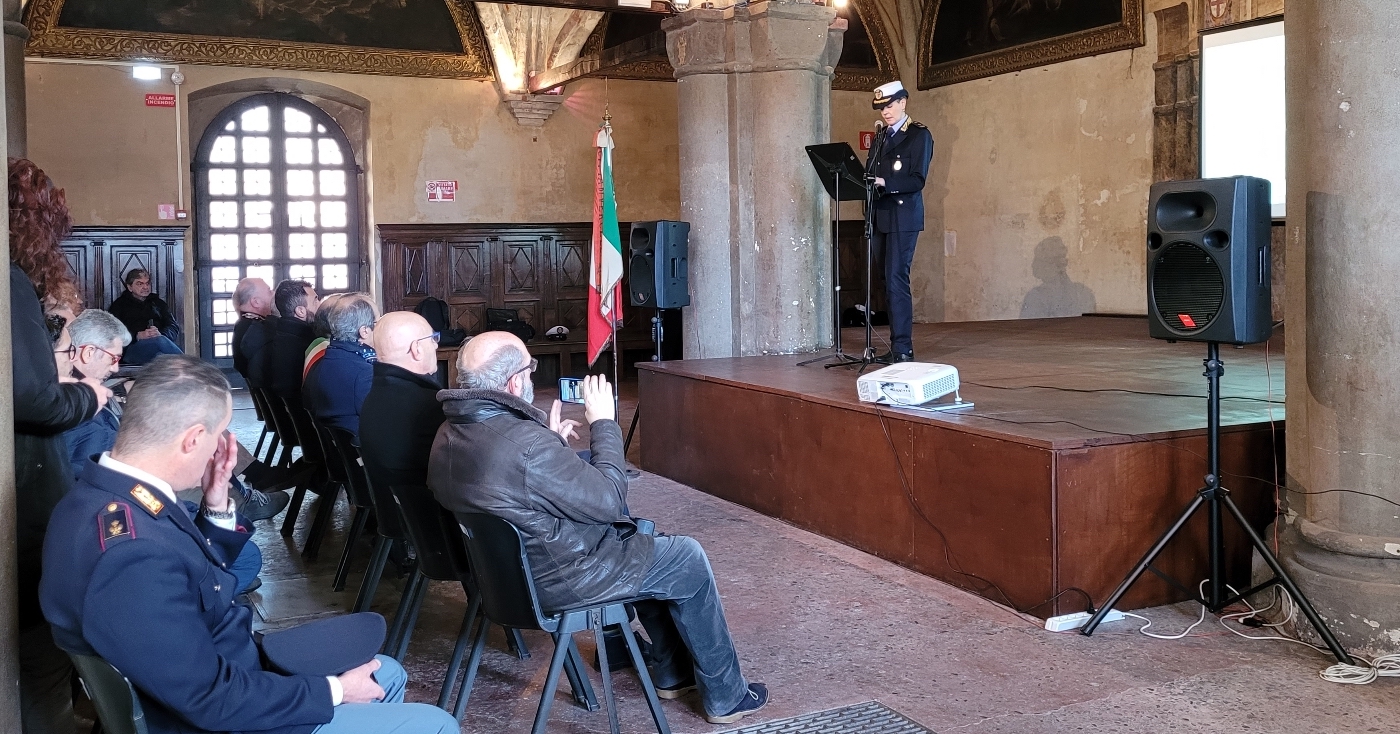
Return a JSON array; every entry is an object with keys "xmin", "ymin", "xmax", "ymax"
[{"xmin": 637, "ymin": 316, "xmax": 1285, "ymax": 618}]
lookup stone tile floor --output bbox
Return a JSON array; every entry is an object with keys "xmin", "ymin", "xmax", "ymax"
[{"xmin": 229, "ymin": 388, "xmax": 1399, "ymax": 733}]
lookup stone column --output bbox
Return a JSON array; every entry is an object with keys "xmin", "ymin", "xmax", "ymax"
[
  {"xmin": 665, "ymin": 1, "xmax": 844, "ymax": 358},
  {"xmin": 3, "ymin": 0, "xmax": 24, "ymax": 157},
  {"xmin": 0, "ymin": 6, "xmax": 18, "ymax": 728},
  {"xmin": 1281, "ymin": 0, "xmax": 1400, "ymax": 656}
]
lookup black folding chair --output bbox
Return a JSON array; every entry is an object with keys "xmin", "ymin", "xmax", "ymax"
[
  {"xmin": 69, "ymin": 653, "xmax": 148, "ymax": 734},
  {"xmin": 457, "ymin": 513, "xmax": 670, "ymax": 734},
  {"xmin": 290, "ymin": 401, "xmax": 342, "ymax": 561},
  {"xmin": 247, "ymin": 387, "xmax": 274, "ymax": 464},
  {"xmin": 384, "ymin": 485, "xmax": 597, "ymax": 718},
  {"xmin": 323, "ymin": 426, "xmax": 378, "ymax": 592},
  {"xmin": 343, "ymin": 442, "xmax": 413, "ymax": 615}
]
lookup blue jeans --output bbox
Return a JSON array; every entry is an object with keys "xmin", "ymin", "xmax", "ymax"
[
  {"xmin": 122, "ymin": 335, "xmax": 182, "ymax": 365},
  {"xmin": 312, "ymin": 655, "xmax": 457, "ymax": 734},
  {"xmin": 634, "ymin": 535, "xmax": 748, "ymax": 717},
  {"xmin": 873, "ymin": 229, "xmax": 919, "ymax": 356},
  {"xmin": 229, "ymin": 540, "xmax": 262, "ymax": 595}
]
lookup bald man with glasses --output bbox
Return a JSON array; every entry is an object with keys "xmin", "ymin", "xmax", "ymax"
[{"xmin": 358, "ymin": 312, "xmax": 444, "ymax": 492}]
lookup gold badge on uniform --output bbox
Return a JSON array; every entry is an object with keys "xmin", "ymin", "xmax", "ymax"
[
  {"xmin": 130, "ymin": 485, "xmax": 165, "ymax": 515},
  {"xmin": 99, "ymin": 502, "xmax": 135, "ymax": 551},
  {"xmin": 893, "ymin": 160, "xmax": 903, "ymax": 171}
]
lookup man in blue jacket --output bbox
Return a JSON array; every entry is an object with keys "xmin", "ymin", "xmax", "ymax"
[
  {"xmin": 865, "ymin": 80, "xmax": 934, "ymax": 363},
  {"xmin": 40, "ymin": 354, "xmax": 456, "ymax": 734},
  {"xmin": 302, "ymin": 294, "xmax": 377, "ymax": 440}
]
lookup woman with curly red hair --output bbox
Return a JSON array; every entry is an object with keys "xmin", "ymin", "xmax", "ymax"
[{"xmin": 9, "ymin": 157, "xmax": 111, "ymax": 734}]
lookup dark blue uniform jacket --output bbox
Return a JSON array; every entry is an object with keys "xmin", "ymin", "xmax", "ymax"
[
  {"xmin": 866, "ymin": 119, "xmax": 934, "ymax": 233},
  {"xmin": 40, "ymin": 460, "xmax": 333, "ymax": 734},
  {"xmin": 301, "ymin": 340, "xmax": 374, "ymax": 440}
]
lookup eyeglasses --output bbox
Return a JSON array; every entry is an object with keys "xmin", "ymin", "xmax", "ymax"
[
  {"xmin": 511, "ymin": 357, "xmax": 539, "ymax": 378},
  {"xmin": 409, "ymin": 331, "xmax": 441, "ymax": 353},
  {"xmin": 86, "ymin": 345, "xmax": 122, "ymax": 363},
  {"xmin": 53, "ymin": 344, "xmax": 77, "ymax": 360}
]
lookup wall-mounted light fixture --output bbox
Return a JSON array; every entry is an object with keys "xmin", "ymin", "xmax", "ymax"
[{"xmin": 131, "ymin": 64, "xmax": 163, "ymax": 80}]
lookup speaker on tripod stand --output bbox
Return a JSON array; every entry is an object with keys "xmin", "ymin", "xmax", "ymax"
[
  {"xmin": 1146, "ymin": 176, "xmax": 1272, "ymax": 343},
  {"xmin": 1083, "ymin": 176, "xmax": 1353, "ymax": 665},
  {"xmin": 624, "ymin": 221, "xmax": 689, "ymax": 453}
]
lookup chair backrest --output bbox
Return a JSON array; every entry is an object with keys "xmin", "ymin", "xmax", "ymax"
[
  {"xmin": 69, "ymin": 653, "xmax": 148, "ymax": 734},
  {"xmin": 313, "ymin": 421, "xmax": 351, "ymax": 487},
  {"xmin": 324, "ymin": 426, "xmax": 375, "ymax": 510},
  {"xmin": 281, "ymin": 397, "xmax": 324, "ymax": 464},
  {"xmin": 457, "ymin": 512, "xmax": 550, "ymax": 631},
  {"xmin": 247, "ymin": 386, "xmax": 266, "ymax": 422},
  {"xmin": 256, "ymin": 388, "xmax": 299, "ymax": 450},
  {"xmin": 387, "ymin": 485, "xmax": 468, "ymax": 583}
]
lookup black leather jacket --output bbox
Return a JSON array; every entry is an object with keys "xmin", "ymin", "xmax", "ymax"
[{"xmin": 427, "ymin": 388, "xmax": 653, "ymax": 611}]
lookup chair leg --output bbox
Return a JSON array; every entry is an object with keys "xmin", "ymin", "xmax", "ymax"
[
  {"xmin": 564, "ymin": 638, "xmax": 600, "ymax": 712},
  {"xmin": 301, "ymin": 482, "xmax": 340, "ymax": 561},
  {"xmin": 593, "ymin": 613, "xmax": 621, "ymax": 734},
  {"xmin": 619, "ymin": 611, "xmax": 672, "ymax": 734},
  {"xmin": 253, "ymin": 425, "xmax": 269, "ymax": 459},
  {"xmin": 437, "ymin": 596, "xmax": 480, "ymax": 709},
  {"xmin": 353, "ymin": 537, "xmax": 391, "ymax": 613},
  {"xmin": 383, "ymin": 569, "xmax": 423, "ymax": 656},
  {"xmin": 529, "ymin": 630, "xmax": 575, "ymax": 734},
  {"xmin": 332, "ymin": 506, "xmax": 370, "ymax": 591},
  {"xmin": 280, "ymin": 485, "xmax": 306, "ymax": 538},
  {"xmin": 507, "ymin": 628, "xmax": 530, "ymax": 659},
  {"xmin": 392, "ymin": 574, "xmax": 428, "ymax": 660},
  {"xmin": 451, "ymin": 613, "xmax": 493, "ymax": 721}
]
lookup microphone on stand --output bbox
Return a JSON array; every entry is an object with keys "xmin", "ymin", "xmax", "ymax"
[{"xmin": 867, "ymin": 121, "xmax": 886, "ymax": 183}]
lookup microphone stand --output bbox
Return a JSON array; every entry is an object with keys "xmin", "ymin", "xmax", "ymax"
[{"xmin": 849, "ymin": 125, "xmax": 887, "ymax": 372}]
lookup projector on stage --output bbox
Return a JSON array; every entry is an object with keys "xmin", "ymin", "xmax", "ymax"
[{"xmin": 857, "ymin": 362, "xmax": 964, "ymax": 407}]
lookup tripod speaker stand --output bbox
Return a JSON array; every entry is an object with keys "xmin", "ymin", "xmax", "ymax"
[{"xmin": 1080, "ymin": 342, "xmax": 1353, "ymax": 665}]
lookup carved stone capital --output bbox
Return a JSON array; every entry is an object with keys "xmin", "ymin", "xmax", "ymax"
[
  {"xmin": 501, "ymin": 93, "xmax": 565, "ymax": 127},
  {"xmin": 664, "ymin": 1, "xmax": 843, "ymax": 79}
]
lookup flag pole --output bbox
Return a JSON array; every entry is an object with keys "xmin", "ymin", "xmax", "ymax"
[{"xmin": 602, "ymin": 87, "xmax": 622, "ymax": 427}]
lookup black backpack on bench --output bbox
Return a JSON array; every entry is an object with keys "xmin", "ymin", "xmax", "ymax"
[
  {"xmin": 484, "ymin": 308, "xmax": 536, "ymax": 343},
  {"xmin": 413, "ymin": 297, "xmax": 468, "ymax": 347}
]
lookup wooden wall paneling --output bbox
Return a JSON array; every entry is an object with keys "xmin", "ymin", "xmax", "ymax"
[{"xmin": 60, "ymin": 227, "xmax": 186, "ymax": 345}]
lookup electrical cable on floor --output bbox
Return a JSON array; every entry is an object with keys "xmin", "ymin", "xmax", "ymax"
[{"xmin": 1118, "ymin": 580, "xmax": 1210, "ymax": 640}]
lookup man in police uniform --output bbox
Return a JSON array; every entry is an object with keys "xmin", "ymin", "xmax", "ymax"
[
  {"xmin": 865, "ymin": 81, "xmax": 933, "ymax": 362},
  {"xmin": 40, "ymin": 354, "xmax": 456, "ymax": 734}
]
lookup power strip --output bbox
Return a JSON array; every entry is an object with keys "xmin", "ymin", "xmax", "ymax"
[{"xmin": 1044, "ymin": 609, "xmax": 1126, "ymax": 632}]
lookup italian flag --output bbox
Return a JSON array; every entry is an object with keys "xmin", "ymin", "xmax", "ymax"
[{"xmin": 588, "ymin": 121, "xmax": 625, "ymax": 367}]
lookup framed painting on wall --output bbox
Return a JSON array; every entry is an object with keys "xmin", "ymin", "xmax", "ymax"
[
  {"xmin": 24, "ymin": 0, "xmax": 493, "ymax": 79},
  {"xmin": 916, "ymin": 0, "xmax": 1145, "ymax": 89}
]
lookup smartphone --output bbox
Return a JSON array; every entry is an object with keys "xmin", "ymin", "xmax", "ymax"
[{"xmin": 559, "ymin": 377, "xmax": 585, "ymax": 404}]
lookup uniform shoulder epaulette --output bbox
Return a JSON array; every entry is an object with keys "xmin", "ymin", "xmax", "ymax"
[
  {"xmin": 910, "ymin": 121, "xmax": 928, "ymax": 130},
  {"xmin": 98, "ymin": 501, "xmax": 136, "ymax": 551}
]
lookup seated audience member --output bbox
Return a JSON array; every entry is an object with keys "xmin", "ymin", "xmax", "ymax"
[
  {"xmin": 233, "ymin": 277, "xmax": 278, "ymax": 387},
  {"xmin": 40, "ymin": 354, "xmax": 458, "ymax": 734},
  {"xmin": 58, "ymin": 312, "xmax": 275, "ymax": 592},
  {"xmin": 269, "ymin": 279, "xmax": 320, "ymax": 400},
  {"xmin": 60, "ymin": 309, "xmax": 128, "ymax": 478},
  {"xmin": 428, "ymin": 332, "xmax": 769, "ymax": 725},
  {"xmin": 303, "ymin": 293, "xmax": 345, "ymax": 379},
  {"xmin": 302, "ymin": 294, "xmax": 377, "ymax": 439},
  {"xmin": 359, "ymin": 312, "xmax": 442, "ymax": 489},
  {"xmin": 108, "ymin": 268, "xmax": 182, "ymax": 365}
]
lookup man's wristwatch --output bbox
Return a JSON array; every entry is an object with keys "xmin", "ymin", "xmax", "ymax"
[{"xmin": 202, "ymin": 498, "xmax": 236, "ymax": 521}]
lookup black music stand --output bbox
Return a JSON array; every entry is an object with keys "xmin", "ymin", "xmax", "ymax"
[{"xmin": 801, "ymin": 142, "xmax": 875, "ymax": 368}]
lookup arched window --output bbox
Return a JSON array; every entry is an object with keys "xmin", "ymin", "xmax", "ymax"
[{"xmin": 194, "ymin": 92, "xmax": 362, "ymax": 365}]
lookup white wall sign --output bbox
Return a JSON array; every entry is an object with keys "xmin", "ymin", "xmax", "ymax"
[{"xmin": 426, "ymin": 180, "xmax": 457, "ymax": 202}]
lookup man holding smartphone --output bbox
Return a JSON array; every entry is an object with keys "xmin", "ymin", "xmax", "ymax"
[{"xmin": 428, "ymin": 332, "xmax": 768, "ymax": 725}]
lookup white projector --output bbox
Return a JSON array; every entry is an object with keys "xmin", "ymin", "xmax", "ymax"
[{"xmin": 856, "ymin": 362, "xmax": 964, "ymax": 407}]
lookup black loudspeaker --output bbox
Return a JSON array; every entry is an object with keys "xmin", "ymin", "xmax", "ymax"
[
  {"xmin": 1146, "ymin": 176, "xmax": 1273, "ymax": 345},
  {"xmin": 629, "ymin": 221, "xmax": 690, "ymax": 309}
]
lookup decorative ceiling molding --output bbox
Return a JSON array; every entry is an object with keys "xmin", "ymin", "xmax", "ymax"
[
  {"xmin": 23, "ymin": 0, "xmax": 493, "ymax": 80},
  {"xmin": 833, "ymin": 0, "xmax": 900, "ymax": 91},
  {"xmin": 474, "ymin": 2, "xmax": 604, "ymax": 92},
  {"xmin": 571, "ymin": 1, "xmax": 900, "ymax": 88}
]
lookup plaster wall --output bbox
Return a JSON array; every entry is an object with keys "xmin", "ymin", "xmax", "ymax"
[
  {"xmin": 25, "ymin": 62, "xmax": 680, "ymax": 228},
  {"xmin": 830, "ymin": 14, "xmax": 1157, "ymax": 323}
]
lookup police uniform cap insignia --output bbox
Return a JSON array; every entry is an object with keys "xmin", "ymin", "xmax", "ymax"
[
  {"xmin": 872, "ymin": 80, "xmax": 908, "ymax": 110},
  {"xmin": 99, "ymin": 502, "xmax": 135, "ymax": 551},
  {"xmin": 130, "ymin": 485, "xmax": 164, "ymax": 515}
]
